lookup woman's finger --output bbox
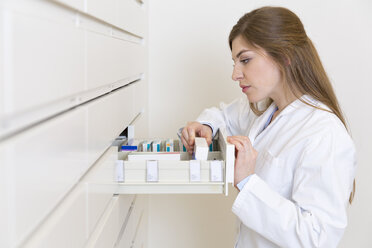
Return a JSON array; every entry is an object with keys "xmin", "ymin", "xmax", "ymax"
[
  {"xmin": 180, "ymin": 135, "xmax": 190, "ymax": 152},
  {"xmin": 187, "ymin": 125, "xmax": 196, "ymax": 146},
  {"xmin": 181, "ymin": 127, "xmax": 190, "ymax": 146},
  {"xmin": 227, "ymin": 137, "xmax": 245, "ymax": 151}
]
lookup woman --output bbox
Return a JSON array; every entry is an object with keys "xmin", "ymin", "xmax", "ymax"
[{"xmin": 181, "ymin": 6, "xmax": 356, "ymax": 248}]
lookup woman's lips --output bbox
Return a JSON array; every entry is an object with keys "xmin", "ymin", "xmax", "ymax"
[{"xmin": 240, "ymin": 85, "xmax": 251, "ymax": 93}]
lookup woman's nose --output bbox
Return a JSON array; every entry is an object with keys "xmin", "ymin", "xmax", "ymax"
[{"xmin": 232, "ymin": 66, "xmax": 243, "ymax": 81}]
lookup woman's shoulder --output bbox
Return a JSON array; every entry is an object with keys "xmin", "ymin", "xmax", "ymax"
[{"xmin": 295, "ymin": 96, "xmax": 354, "ymax": 146}]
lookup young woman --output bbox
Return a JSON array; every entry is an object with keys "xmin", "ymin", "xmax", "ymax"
[{"xmin": 180, "ymin": 6, "xmax": 356, "ymax": 248}]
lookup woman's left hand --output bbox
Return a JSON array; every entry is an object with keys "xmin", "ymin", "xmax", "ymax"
[{"xmin": 227, "ymin": 136, "xmax": 257, "ymax": 188}]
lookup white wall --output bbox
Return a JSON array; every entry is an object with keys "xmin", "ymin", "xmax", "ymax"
[{"xmin": 148, "ymin": 0, "xmax": 372, "ymax": 247}]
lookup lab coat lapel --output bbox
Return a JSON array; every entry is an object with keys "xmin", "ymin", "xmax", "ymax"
[{"xmin": 248, "ymin": 103, "xmax": 277, "ymax": 145}]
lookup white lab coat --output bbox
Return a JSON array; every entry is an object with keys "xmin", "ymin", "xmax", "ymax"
[{"xmin": 196, "ymin": 95, "xmax": 356, "ymax": 248}]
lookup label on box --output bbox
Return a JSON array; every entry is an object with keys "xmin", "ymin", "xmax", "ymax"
[
  {"xmin": 115, "ymin": 160, "xmax": 124, "ymax": 182},
  {"xmin": 146, "ymin": 160, "xmax": 159, "ymax": 182},
  {"xmin": 210, "ymin": 160, "xmax": 223, "ymax": 182},
  {"xmin": 189, "ymin": 160, "xmax": 201, "ymax": 182}
]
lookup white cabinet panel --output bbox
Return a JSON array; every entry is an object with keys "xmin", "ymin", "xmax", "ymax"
[
  {"xmin": 132, "ymin": 208, "xmax": 148, "ymax": 248},
  {"xmin": 84, "ymin": 147, "xmax": 119, "ymax": 237},
  {"xmin": 50, "ymin": 0, "xmax": 85, "ymax": 11},
  {"xmin": 117, "ymin": 195, "xmax": 146, "ymax": 248},
  {"xmin": 23, "ymin": 185, "xmax": 87, "ymax": 248},
  {"xmin": 115, "ymin": 0, "xmax": 146, "ymax": 37},
  {"xmin": 86, "ymin": 0, "xmax": 146, "ymax": 37},
  {"xmin": 0, "ymin": 107, "xmax": 88, "ymax": 247},
  {"xmin": 133, "ymin": 79, "xmax": 147, "ymax": 115},
  {"xmin": 86, "ymin": 85, "xmax": 135, "ymax": 165},
  {"xmin": 86, "ymin": 0, "xmax": 116, "ymax": 25},
  {"xmin": 86, "ymin": 195, "xmax": 135, "ymax": 248},
  {"xmin": 86, "ymin": 30, "xmax": 145, "ymax": 90},
  {"xmin": 3, "ymin": 2, "xmax": 84, "ymax": 116},
  {"xmin": 110, "ymin": 36, "xmax": 145, "ymax": 85}
]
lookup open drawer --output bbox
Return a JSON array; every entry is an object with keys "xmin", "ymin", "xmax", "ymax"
[{"xmin": 115, "ymin": 129, "xmax": 235, "ymax": 195}]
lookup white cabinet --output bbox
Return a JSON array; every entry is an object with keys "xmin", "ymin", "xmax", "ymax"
[
  {"xmin": 0, "ymin": 0, "xmax": 235, "ymax": 248},
  {"xmin": 0, "ymin": 0, "xmax": 149, "ymax": 247}
]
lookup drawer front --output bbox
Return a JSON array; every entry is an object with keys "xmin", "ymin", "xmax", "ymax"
[
  {"xmin": 2, "ymin": 0, "xmax": 85, "ymax": 116},
  {"xmin": 85, "ymin": 147, "xmax": 119, "ymax": 237},
  {"xmin": 50, "ymin": 0, "xmax": 85, "ymax": 11},
  {"xmin": 86, "ymin": 0, "xmax": 146, "ymax": 37},
  {"xmin": 86, "ymin": 0, "xmax": 116, "ymax": 25},
  {"xmin": 23, "ymin": 184, "xmax": 87, "ymax": 248},
  {"xmin": 86, "ymin": 195, "xmax": 135, "ymax": 248},
  {"xmin": 115, "ymin": 0, "xmax": 146, "ymax": 37},
  {"xmin": 132, "ymin": 210, "xmax": 148, "ymax": 248},
  {"xmin": 86, "ymin": 84, "xmax": 135, "ymax": 165},
  {"xmin": 0, "ymin": 107, "xmax": 88, "ymax": 247},
  {"xmin": 117, "ymin": 195, "xmax": 147, "ymax": 248},
  {"xmin": 85, "ymin": 30, "xmax": 145, "ymax": 91}
]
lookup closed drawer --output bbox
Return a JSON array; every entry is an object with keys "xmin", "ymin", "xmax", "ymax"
[
  {"xmin": 85, "ymin": 30, "xmax": 145, "ymax": 91},
  {"xmin": 86, "ymin": 195, "xmax": 135, "ymax": 248},
  {"xmin": 0, "ymin": 107, "xmax": 88, "ymax": 247},
  {"xmin": 86, "ymin": 84, "xmax": 136, "ymax": 166},
  {"xmin": 114, "ymin": 0, "xmax": 146, "ymax": 37},
  {"xmin": 116, "ymin": 195, "xmax": 147, "ymax": 248},
  {"xmin": 2, "ymin": 0, "xmax": 85, "ymax": 116},
  {"xmin": 84, "ymin": 147, "xmax": 119, "ymax": 237},
  {"xmin": 131, "ymin": 208, "xmax": 148, "ymax": 248},
  {"xmin": 22, "ymin": 184, "xmax": 88, "ymax": 248},
  {"xmin": 50, "ymin": 0, "xmax": 85, "ymax": 11},
  {"xmin": 85, "ymin": 0, "xmax": 116, "ymax": 25},
  {"xmin": 85, "ymin": 0, "xmax": 146, "ymax": 37}
]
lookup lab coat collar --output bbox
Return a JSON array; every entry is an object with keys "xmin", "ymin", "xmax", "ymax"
[{"xmin": 248, "ymin": 95, "xmax": 318, "ymax": 144}]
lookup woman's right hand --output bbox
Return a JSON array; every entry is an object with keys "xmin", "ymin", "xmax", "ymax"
[{"xmin": 181, "ymin": 122, "xmax": 213, "ymax": 154}]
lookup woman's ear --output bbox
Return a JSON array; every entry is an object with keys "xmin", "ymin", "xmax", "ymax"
[{"xmin": 284, "ymin": 56, "xmax": 291, "ymax": 66}]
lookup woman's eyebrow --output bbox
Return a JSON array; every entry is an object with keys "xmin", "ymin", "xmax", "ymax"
[{"xmin": 233, "ymin": 49, "xmax": 252, "ymax": 60}]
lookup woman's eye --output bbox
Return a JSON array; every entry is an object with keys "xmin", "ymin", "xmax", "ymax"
[{"xmin": 240, "ymin": 58, "xmax": 251, "ymax": 64}]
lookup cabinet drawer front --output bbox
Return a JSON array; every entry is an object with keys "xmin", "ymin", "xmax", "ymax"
[
  {"xmin": 85, "ymin": 147, "xmax": 119, "ymax": 237},
  {"xmin": 2, "ymin": 1, "xmax": 85, "ymax": 117},
  {"xmin": 86, "ymin": 84, "xmax": 135, "ymax": 165},
  {"xmin": 50, "ymin": 0, "xmax": 85, "ymax": 11},
  {"xmin": 23, "ymin": 184, "xmax": 87, "ymax": 248},
  {"xmin": 86, "ymin": 30, "xmax": 145, "ymax": 91},
  {"xmin": 132, "ymin": 209, "xmax": 148, "ymax": 248},
  {"xmin": 115, "ymin": 0, "xmax": 146, "ymax": 37},
  {"xmin": 85, "ymin": 0, "xmax": 116, "ymax": 25},
  {"xmin": 86, "ymin": 195, "xmax": 135, "ymax": 248},
  {"xmin": 0, "ymin": 107, "xmax": 88, "ymax": 247},
  {"xmin": 86, "ymin": 0, "xmax": 146, "ymax": 37},
  {"xmin": 117, "ymin": 195, "xmax": 147, "ymax": 248}
]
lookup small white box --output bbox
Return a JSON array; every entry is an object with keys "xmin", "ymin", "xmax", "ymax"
[
  {"xmin": 194, "ymin": 137, "xmax": 209, "ymax": 161},
  {"xmin": 189, "ymin": 160, "xmax": 201, "ymax": 182},
  {"xmin": 146, "ymin": 160, "xmax": 159, "ymax": 182},
  {"xmin": 210, "ymin": 160, "xmax": 223, "ymax": 182}
]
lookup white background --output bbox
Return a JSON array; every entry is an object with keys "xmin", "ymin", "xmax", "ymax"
[{"xmin": 148, "ymin": 0, "xmax": 372, "ymax": 247}]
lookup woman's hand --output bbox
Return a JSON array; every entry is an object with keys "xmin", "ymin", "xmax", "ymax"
[
  {"xmin": 227, "ymin": 136, "xmax": 257, "ymax": 188},
  {"xmin": 181, "ymin": 122, "xmax": 212, "ymax": 154}
]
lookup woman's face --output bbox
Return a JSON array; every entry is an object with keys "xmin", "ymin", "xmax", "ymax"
[{"xmin": 231, "ymin": 35, "xmax": 284, "ymax": 104}]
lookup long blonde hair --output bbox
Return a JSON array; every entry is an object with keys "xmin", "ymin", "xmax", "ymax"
[{"xmin": 229, "ymin": 6, "xmax": 355, "ymax": 203}]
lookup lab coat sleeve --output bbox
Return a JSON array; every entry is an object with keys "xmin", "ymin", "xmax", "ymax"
[
  {"xmin": 232, "ymin": 127, "xmax": 356, "ymax": 248},
  {"xmin": 196, "ymin": 97, "xmax": 255, "ymax": 136}
]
